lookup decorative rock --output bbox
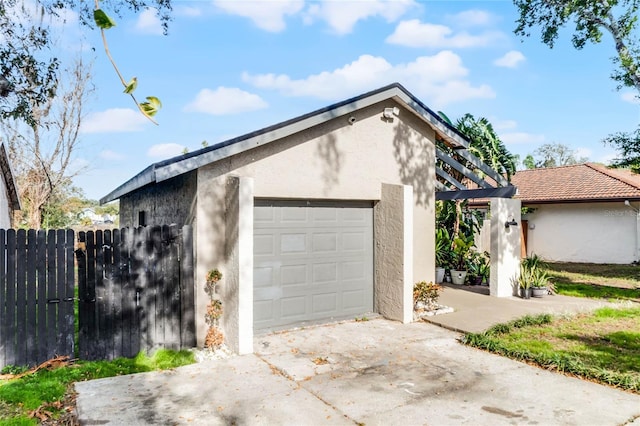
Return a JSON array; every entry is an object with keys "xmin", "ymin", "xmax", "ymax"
[{"xmin": 413, "ymin": 304, "xmax": 454, "ymax": 321}]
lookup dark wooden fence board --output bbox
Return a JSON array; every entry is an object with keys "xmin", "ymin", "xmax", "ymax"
[
  {"xmin": 36, "ymin": 230, "xmax": 47, "ymax": 363},
  {"xmin": 180, "ymin": 226, "xmax": 195, "ymax": 348},
  {"xmin": 77, "ymin": 226, "xmax": 194, "ymax": 361},
  {"xmin": 6, "ymin": 230, "xmax": 16, "ymax": 366},
  {"xmin": 25, "ymin": 229, "xmax": 37, "ymax": 366},
  {"xmin": 0, "ymin": 225, "xmax": 195, "ymax": 368}
]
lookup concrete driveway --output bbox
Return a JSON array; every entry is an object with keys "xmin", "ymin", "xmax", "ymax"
[{"xmin": 76, "ymin": 319, "xmax": 640, "ymax": 425}]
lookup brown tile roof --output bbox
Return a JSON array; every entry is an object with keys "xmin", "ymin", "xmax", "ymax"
[{"xmin": 511, "ymin": 163, "xmax": 640, "ymax": 203}]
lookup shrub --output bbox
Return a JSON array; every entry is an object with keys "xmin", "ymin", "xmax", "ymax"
[{"xmin": 413, "ymin": 281, "xmax": 442, "ymax": 309}]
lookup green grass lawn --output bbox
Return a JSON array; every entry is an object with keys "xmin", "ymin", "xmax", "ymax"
[
  {"xmin": 0, "ymin": 349, "xmax": 195, "ymax": 425},
  {"xmin": 463, "ymin": 307, "xmax": 640, "ymax": 393},
  {"xmin": 547, "ymin": 262, "xmax": 640, "ymax": 301}
]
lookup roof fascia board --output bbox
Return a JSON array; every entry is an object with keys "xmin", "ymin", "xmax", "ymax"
[
  {"xmin": 100, "ymin": 165, "xmax": 156, "ymax": 204},
  {"xmin": 436, "ymin": 147, "xmax": 492, "ymax": 189},
  {"xmin": 154, "ymin": 88, "xmax": 402, "ymax": 183},
  {"xmin": 0, "ymin": 144, "xmax": 20, "ymax": 210},
  {"xmin": 521, "ymin": 197, "xmax": 640, "ymax": 205}
]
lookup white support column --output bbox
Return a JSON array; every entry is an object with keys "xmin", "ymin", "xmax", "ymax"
[
  {"xmin": 224, "ymin": 176, "xmax": 254, "ymax": 354},
  {"xmin": 374, "ymin": 183, "xmax": 413, "ymax": 323},
  {"xmin": 489, "ymin": 197, "xmax": 522, "ymax": 297}
]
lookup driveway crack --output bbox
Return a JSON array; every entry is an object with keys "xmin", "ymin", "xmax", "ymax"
[{"xmin": 255, "ymin": 353, "xmax": 362, "ymax": 425}]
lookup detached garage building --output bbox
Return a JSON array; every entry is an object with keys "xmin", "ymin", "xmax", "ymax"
[{"xmin": 101, "ymin": 83, "xmax": 513, "ymax": 353}]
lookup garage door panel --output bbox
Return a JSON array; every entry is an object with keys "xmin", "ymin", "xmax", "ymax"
[
  {"xmin": 254, "ymin": 234, "xmax": 275, "ymax": 256},
  {"xmin": 342, "ymin": 232, "xmax": 366, "ymax": 252},
  {"xmin": 254, "ymin": 201, "xmax": 373, "ymax": 332},
  {"xmin": 281, "ymin": 296, "xmax": 307, "ymax": 318},
  {"xmin": 342, "ymin": 261, "xmax": 367, "ymax": 281},
  {"xmin": 343, "ymin": 289, "xmax": 365, "ymax": 310},
  {"xmin": 312, "ymin": 232, "xmax": 338, "ymax": 253},
  {"xmin": 312, "ymin": 262, "xmax": 338, "ymax": 284},
  {"xmin": 254, "ymin": 265, "xmax": 275, "ymax": 288},
  {"xmin": 280, "ymin": 264, "xmax": 308, "ymax": 286},
  {"xmin": 280, "ymin": 233, "xmax": 307, "ymax": 253},
  {"xmin": 281, "ymin": 206, "xmax": 308, "ymax": 222},
  {"xmin": 311, "ymin": 293, "xmax": 338, "ymax": 314},
  {"xmin": 254, "ymin": 206, "xmax": 276, "ymax": 223}
]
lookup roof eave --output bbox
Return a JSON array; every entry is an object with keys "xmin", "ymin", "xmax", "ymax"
[
  {"xmin": 102, "ymin": 83, "xmax": 477, "ymax": 200},
  {"xmin": 100, "ymin": 165, "xmax": 156, "ymax": 204}
]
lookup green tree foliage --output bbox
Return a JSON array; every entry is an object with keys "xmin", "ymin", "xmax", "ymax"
[
  {"xmin": 514, "ymin": 0, "xmax": 640, "ymax": 93},
  {"xmin": 435, "ymin": 113, "xmax": 513, "ymax": 241},
  {"xmin": 513, "ymin": 0, "xmax": 640, "ymax": 173},
  {"xmin": 526, "ymin": 143, "xmax": 589, "ymax": 168},
  {"xmin": 523, "ymin": 154, "xmax": 536, "ymax": 169},
  {"xmin": 603, "ymin": 127, "xmax": 640, "ymax": 172},
  {"xmin": 455, "ymin": 113, "xmax": 517, "ymax": 180},
  {"xmin": 0, "ymin": 0, "xmax": 172, "ymax": 125}
]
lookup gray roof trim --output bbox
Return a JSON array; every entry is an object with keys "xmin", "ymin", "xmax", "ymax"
[
  {"xmin": 101, "ymin": 83, "xmax": 496, "ymax": 202},
  {"xmin": 0, "ymin": 144, "xmax": 20, "ymax": 210},
  {"xmin": 100, "ymin": 165, "xmax": 155, "ymax": 204}
]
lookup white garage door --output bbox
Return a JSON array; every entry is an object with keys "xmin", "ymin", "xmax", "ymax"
[{"xmin": 253, "ymin": 200, "xmax": 374, "ymax": 333}]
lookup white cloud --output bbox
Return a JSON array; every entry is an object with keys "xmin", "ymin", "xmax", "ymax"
[
  {"xmin": 500, "ymin": 132, "xmax": 546, "ymax": 145},
  {"xmin": 176, "ymin": 6, "xmax": 202, "ymax": 17},
  {"xmin": 135, "ymin": 8, "xmax": 163, "ymax": 35},
  {"xmin": 449, "ymin": 10, "xmax": 495, "ymax": 27},
  {"xmin": 213, "ymin": 0, "xmax": 304, "ymax": 32},
  {"xmin": 81, "ymin": 109, "xmax": 148, "ymax": 134},
  {"xmin": 100, "ymin": 150, "xmax": 126, "ymax": 161},
  {"xmin": 493, "ymin": 119, "xmax": 518, "ymax": 130},
  {"xmin": 599, "ymin": 151, "xmax": 619, "ymax": 165},
  {"xmin": 386, "ymin": 19, "xmax": 504, "ymax": 48},
  {"xmin": 494, "ymin": 50, "xmax": 526, "ymax": 68},
  {"xmin": 243, "ymin": 52, "xmax": 494, "ymax": 108},
  {"xmin": 147, "ymin": 143, "xmax": 186, "ymax": 158},
  {"xmin": 621, "ymin": 92, "xmax": 640, "ymax": 104},
  {"xmin": 304, "ymin": 0, "xmax": 416, "ymax": 35},
  {"xmin": 184, "ymin": 87, "xmax": 268, "ymax": 115},
  {"xmin": 574, "ymin": 147, "xmax": 592, "ymax": 160}
]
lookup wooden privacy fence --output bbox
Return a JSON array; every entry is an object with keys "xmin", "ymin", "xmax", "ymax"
[
  {"xmin": 0, "ymin": 225, "xmax": 195, "ymax": 368},
  {"xmin": 77, "ymin": 225, "xmax": 195, "ymax": 361},
  {"xmin": 0, "ymin": 229, "xmax": 75, "ymax": 368}
]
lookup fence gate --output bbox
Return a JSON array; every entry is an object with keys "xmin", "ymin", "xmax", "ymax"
[
  {"xmin": 0, "ymin": 229, "xmax": 75, "ymax": 368},
  {"xmin": 76, "ymin": 225, "xmax": 195, "ymax": 361}
]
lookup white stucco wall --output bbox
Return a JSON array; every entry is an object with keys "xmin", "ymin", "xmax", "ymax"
[
  {"xmin": 524, "ymin": 202, "xmax": 639, "ymax": 264},
  {"xmin": 0, "ymin": 170, "xmax": 12, "ymax": 228},
  {"xmin": 195, "ymin": 99, "xmax": 437, "ymax": 349}
]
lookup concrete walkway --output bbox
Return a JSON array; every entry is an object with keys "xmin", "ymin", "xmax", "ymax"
[
  {"xmin": 426, "ymin": 283, "xmax": 624, "ymax": 333},
  {"xmin": 76, "ymin": 318, "xmax": 640, "ymax": 425}
]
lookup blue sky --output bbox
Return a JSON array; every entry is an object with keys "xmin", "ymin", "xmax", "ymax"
[{"xmin": 47, "ymin": 0, "xmax": 640, "ymax": 201}]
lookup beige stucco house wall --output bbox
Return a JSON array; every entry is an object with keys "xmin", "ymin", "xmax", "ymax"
[{"xmin": 524, "ymin": 202, "xmax": 639, "ymax": 264}]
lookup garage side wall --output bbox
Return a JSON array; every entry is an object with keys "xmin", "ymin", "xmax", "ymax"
[
  {"xmin": 119, "ymin": 171, "xmax": 197, "ymax": 228},
  {"xmin": 524, "ymin": 202, "xmax": 638, "ymax": 264}
]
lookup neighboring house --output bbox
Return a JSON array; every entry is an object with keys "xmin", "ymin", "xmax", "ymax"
[
  {"xmin": 475, "ymin": 163, "xmax": 640, "ymax": 264},
  {"xmin": 0, "ymin": 143, "xmax": 21, "ymax": 228},
  {"xmin": 78, "ymin": 208, "xmax": 116, "ymax": 225},
  {"xmin": 101, "ymin": 83, "xmax": 513, "ymax": 353}
]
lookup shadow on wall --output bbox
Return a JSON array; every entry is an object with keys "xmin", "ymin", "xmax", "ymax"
[
  {"xmin": 315, "ymin": 132, "xmax": 341, "ymax": 197},
  {"xmin": 392, "ymin": 119, "xmax": 433, "ymax": 207}
]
